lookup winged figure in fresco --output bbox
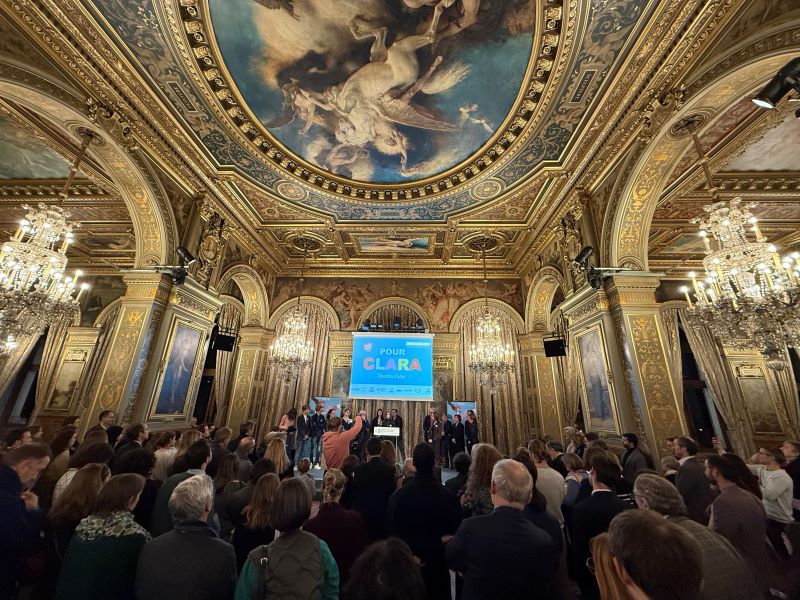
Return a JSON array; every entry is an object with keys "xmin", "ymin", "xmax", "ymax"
[
  {"xmin": 272, "ymin": 4, "xmax": 471, "ymax": 175},
  {"xmin": 252, "ymin": 0, "xmax": 297, "ymax": 19}
]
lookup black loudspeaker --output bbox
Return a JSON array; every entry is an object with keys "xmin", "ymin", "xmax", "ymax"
[
  {"xmin": 543, "ymin": 336, "xmax": 567, "ymax": 357},
  {"xmin": 213, "ymin": 334, "xmax": 237, "ymax": 352}
]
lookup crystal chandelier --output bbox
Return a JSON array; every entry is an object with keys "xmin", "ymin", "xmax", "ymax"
[
  {"xmin": 467, "ymin": 239, "xmax": 515, "ymax": 388},
  {"xmin": 0, "ymin": 131, "xmax": 94, "ymax": 355},
  {"xmin": 268, "ymin": 238, "xmax": 314, "ymax": 382},
  {"xmin": 676, "ymin": 123, "xmax": 800, "ymax": 371}
]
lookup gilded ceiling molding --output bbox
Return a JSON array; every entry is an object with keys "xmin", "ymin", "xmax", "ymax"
[
  {"xmin": 608, "ymin": 47, "xmax": 800, "ymax": 269},
  {"xmin": 357, "ymin": 297, "xmax": 431, "ymax": 332},
  {"xmin": 449, "ymin": 298, "xmax": 525, "ymax": 335},
  {"xmin": 267, "ymin": 296, "xmax": 340, "ymax": 332},
  {"xmin": 216, "ymin": 264, "xmax": 269, "ymax": 327},
  {"xmin": 525, "ymin": 266, "xmax": 566, "ymax": 333},
  {"xmin": 0, "ymin": 67, "xmax": 177, "ymax": 266}
]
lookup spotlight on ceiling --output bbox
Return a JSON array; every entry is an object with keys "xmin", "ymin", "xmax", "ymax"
[
  {"xmin": 176, "ymin": 246, "xmax": 196, "ymax": 266},
  {"xmin": 572, "ymin": 246, "xmax": 594, "ymax": 270},
  {"xmin": 752, "ymin": 57, "xmax": 800, "ymax": 113}
]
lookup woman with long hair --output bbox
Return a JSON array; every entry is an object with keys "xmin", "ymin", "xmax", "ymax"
[
  {"xmin": 342, "ymin": 408, "xmax": 354, "ymax": 431},
  {"xmin": 150, "ymin": 431, "xmax": 177, "ymax": 482},
  {"xmin": 113, "ymin": 447, "xmax": 160, "ymax": 529},
  {"xmin": 344, "ymin": 538, "xmax": 426, "ymax": 600},
  {"xmin": 169, "ymin": 429, "xmax": 202, "ymax": 476},
  {"xmin": 340, "ymin": 454, "xmax": 359, "ymax": 508},
  {"xmin": 265, "ymin": 436, "xmax": 292, "ymax": 479},
  {"xmin": 461, "ymin": 443, "xmax": 502, "ymax": 517},
  {"xmin": 232, "ymin": 473, "xmax": 280, "ymax": 571},
  {"xmin": 464, "ymin": 410, "xmax": 479, "ymax": 455},
  {"xmin": 280, "ymin": 407, "xmax": 298, "ymax": 461},
  {"xmin": 34, "ymin": 426, "xmax": 78, "ymax": 511},
  {"xmin": 55, "ymin": 474, "xmax": 149, "ymax": 600},
  {"xmin": 214, "ymin": 454, "xmax": 241, "ymax": 496},
  {"xmin": 304, "ymin": 469, "xmax": 369, "ymax": 583},
  {"xmin": 372, "ymin": 408, "xmax": 385, "ymax": 430},
  {"xmin": 591, "ymin": 533, "xmax": 634, "ymax": 600},
  {"xmin": 53, "ymin": 442, "xmax": 115, "ymax": 503},
  {"xmin": 234, "ymin": 478, "xmax": 339, "ymax": 599},
  {"xmin": 380, "ymin": 440, "xmax": 402, "ymax": 488}
]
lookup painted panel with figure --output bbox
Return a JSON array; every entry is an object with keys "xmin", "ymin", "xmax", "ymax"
[
  {"xmin": 152, "ymin": 322, "xmax": 204, "ymax": 416},
  {"xmin": 356, "ymin": 236, "xmax": 430, "ymax": 253},
  {"xmin": 46, "ymin": 360, "xmax": 85, "ymax": 410},
  {"xmin": 433, "ymin": 369, "xmax": 454, "ymax": 409},
  {"xmin": 577, "ymin": 328, "xmax": 616, "ymax": 433},
  {"xmin": 330, "ymin": 365, "xmax": 352, "ymax": 401},
  {"xmin": 738, "ymin": 378, "xmax": 783, "ymax": 434},
  {"xmin": 272, "ymin": 277, "xmax": 523, "ymax": 331},
  {"xmin": 209, "ymin": 0, "xmax": 535, "ymax": 183},
  {"xmin": 0, "ymin": 116, "xmax": 71, "ymax": 179}
]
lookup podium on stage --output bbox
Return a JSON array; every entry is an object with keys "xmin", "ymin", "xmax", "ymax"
[{"xmin": 374, "ymin": 426, "xmax": 401, "ymax": 457}]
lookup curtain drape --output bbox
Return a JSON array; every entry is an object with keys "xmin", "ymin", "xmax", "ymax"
[
  {"xmin": 213, "ymin": 302, "xmax": 243, "ymax": 426},
  {"xmin": 34, "ymin": 315, "xmax": 73, "ymax": 414},
  {"xmin": 453, "ymin": 305, "xmax": 525, "ymax": 455},
  {"xmin": 257, "ymin": 302, "xmax": 335, "ymax": 436},
  {"xmin": 74, "ymin": 303, "xmax": 121, "ymax": 418},
  {"xmin": 678, "ymin": 309, "xmax": 754, "ymax": 456},
  {"xmin": 771, "ymin": 346, "xmax": 800, "ymax": 439},
  {"xmin": 658, "ymin": 305, "xmax": 684, "ymax": 407}
]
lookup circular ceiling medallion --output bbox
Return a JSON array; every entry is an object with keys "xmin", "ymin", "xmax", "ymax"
[
  {"xmin": 466, "ymin": 235, "xmax": 500, "ymax": 254},
  {"xmin": 471, "ymin": 178, "xmax": 505, "ymax": 200},
  {"xmin": 180, "ymin": 0, "xmax": 564, "ymax": 201},
  {"xmin": 287, "ymin": 233, "xmax": 324, "ymax": 255},
  {"xmin": 275, "ymin": 180, "xmax": 307, "ymax": 201},
  {"xmin": 669, "ymin": 113, "xmax": 707, "ymax": 137}
]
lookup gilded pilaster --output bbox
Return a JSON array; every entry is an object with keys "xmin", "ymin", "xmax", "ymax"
[
  {"xmin": 519, "ymin": 333, "xmax": 563, "ymax": 440},
  {"xmin": 605, "ymin": 275, "xmax": 687, "ymax": 460},
  {"xmin": 81, "ymin": 271, "xmax": 172, "ymax": 436},
  {"xmin": 133, "ymin": 277, "xmax": 223, "ymax": 427},
  {"xmin": 225, "ymin": 326, "xmax": 273, "ymax": 429}
]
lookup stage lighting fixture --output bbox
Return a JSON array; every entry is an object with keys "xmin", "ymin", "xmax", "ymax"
[
  {"xmin": 176, "ymin": 246, "xmax": 196, "ymax": 266},
  {"xmin": 752, "ymin": 57, "xmax": 800, "ymax": 112},
  {"xmin": 572, "ymin": 246, "xmax": 594, "ymax": 269}
]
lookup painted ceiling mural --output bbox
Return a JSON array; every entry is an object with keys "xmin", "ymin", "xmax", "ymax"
[
  {"xmin": 87, "ymin": 0, "xmax": 650, "ymax": 221},
  {"xmin": 272, "ymin": 276, "xmax": 523, "ymax": 331},
  {"xmin": 0, "ymin": 116, "xmax": 71, "ymax": 179},
  {"xmin": 209, "ymin": 0, "xmax": 534, "ymax": 183}
]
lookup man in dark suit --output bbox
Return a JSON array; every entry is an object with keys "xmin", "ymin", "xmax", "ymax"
[
  {"xmin": 226, "ymin": 420, "xmax": 255, "ymax": 453},
  {"xmin": 545, "ymin": 440, "xmax": 568, "ymax": 477},
  {"xmin": 388, "ymin": 408, "xmax": 404, "ymax": 459},
  {"xmin": 136, "ymin": 474, "xmax": 236, "ymax": 599},
  {"xmin": 446, "ymin": 459, "xmax": 556, "ymax": 600},
  {"xmin": 112, "ymin": 423, "xmax": 148, "ymax": 473},
  {"xmin": 572, "ymin": 453, "xmax": 626, "ymax": 600},
  {"xmin": 674, "ymin": 436, "xmax": 711, "ymax": 524},
  {"xmin": 351, "ymin": 437, "xmax": 398, "ymax": 541},
  {"xmin": 86, "ymin": 409, "xmax": 115, "ymax": 438},
  {"xmin": 620, "ymin": 432, "xmax": 651, "ymax": 484},
  {"xmin": 295, "ymin": 405, "xmax": 311, "ymax": 461},
  {"xmin": 388, "ymin": 443, "xmax": 462, "ymax": 599},
  {"xmin": 356, "ymin": 409, "xmax": 371, "ymax": 461}
]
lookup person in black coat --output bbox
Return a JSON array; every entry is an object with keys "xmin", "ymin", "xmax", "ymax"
[
  {"xmin": 423, "ymin": 409, "xmax": 436, "ymax": 445},
  {"xmin": 572, "ymin": 455, "xmax": 627, "ymax": 600},
  {"xmin": 442, "ymin": 413, "xmax": 454, "ymax": 469},
  {"xmin": 674, "ymin": 436, "xmax": 711, "ymax": 524},
  {"xmin": 446, "ymin": 459, "xmax": 556, "ymax": 600},
  {"xmin": 350, "ymin": 437, "xmax": 398, "ymax": 542},
  {"xmin": 387, "ymin": 409, "xmax": 405, "ymax": 459},
  {"xmin": 205, "ymin": 427, "xmax": 232, "ymax": 479},
  {"xmin": 388, "ymin": 443, "xmax": 462, "ymax": 600},
  {"xmin": 135, "ymin": 474, "xmax": 236, "ymax": 600},
  {"xmin": 451, "ymin": 414, "xmax": 465, "ymax": 457},
  {"xmin": 356, "ymin": 409, "xmax": 372, "ymax": 461},
  {"xmin": 464, "ymin": 411, "xmax": 479, "ymax": 455},
  {"xmin": 445, "ymin": 451, "xmax": 470, "ymax": 497},
  {"xmin": 295, "ymin": 405, "xmax": 312, "ymax": 461}
]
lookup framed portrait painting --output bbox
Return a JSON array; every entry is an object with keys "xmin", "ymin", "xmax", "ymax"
[
  {"xmin": 738, "ymin": 377, "xmax": 783, "ymax": 434},
  {"xmin": 576, "ymin": 326, "xmax": 618, "ymax": 434},
  {"xmin": 46, "ymin": 359, "xmax": 86, "ymax": 410},
  {"xmin": 151, "ymin": 321, "xmax": 205, "ymax": 417}
]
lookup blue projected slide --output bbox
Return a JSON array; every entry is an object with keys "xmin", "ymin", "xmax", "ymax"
[{"xmin": 349, "ymin": 333, "xmax": 434, "ymax": 401}]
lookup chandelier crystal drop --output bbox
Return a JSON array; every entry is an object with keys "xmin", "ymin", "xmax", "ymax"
[
  {"xmin": 681, "ymin": 196, "xmax": 800, "ymax": 370},
  {"xmin": 467, "ymin": 239, "xmax": 515, "ymax": 389}
]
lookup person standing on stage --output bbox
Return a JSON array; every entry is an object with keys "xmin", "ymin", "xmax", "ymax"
[
  {"xmin": 423, "ymin": 409, "xmax": 436, "ymax": 446},
  {"xmin": 433, "ymin": 412, "xmax": 445, "ymax": 466},
  {"xmin": 452, "ymin": 414, "xmax": 466, "ymax": 457},
  {"xmin": 388, "ymin": 409, "xmax": 405, "ymax": 460},
  {"xmin": 310, "ymin": 404, "xmax": 327, "ymax": 469},
  {"xmin": 442, "ymin": 412, "xmax": 454, "ymax": 469},
  {"xmin": 356, "ymin": 410, "xmax": 371, "ymax": 461},
  {"xmin": 371, "ymin": 409, "xmax": 385, "ymax": 441},
  {"xmin": 342, "ymin": 408, "xmax": 354, "ymax": 431},
  {"xmin": 465, "ymin": 410, "xmax": 479, "ymax": 456}
]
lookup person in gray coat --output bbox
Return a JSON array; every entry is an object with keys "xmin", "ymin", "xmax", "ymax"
[{"xmin": 136, "ymin": 475, "xmax": 236, "ymax": 600}]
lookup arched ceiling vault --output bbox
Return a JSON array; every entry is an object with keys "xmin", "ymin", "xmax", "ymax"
[{"xmin": 0, "ymin": 1, "xmax": 798, "ymax": 280}]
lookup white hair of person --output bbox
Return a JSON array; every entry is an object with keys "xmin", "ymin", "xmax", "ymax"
[
  {"xmin": 168, "ymin": 473, "xmax": 214, "ymax": 523},
  {"xmin": 491, "ymin": 458, "xmax": 533, "ymax": 505}
]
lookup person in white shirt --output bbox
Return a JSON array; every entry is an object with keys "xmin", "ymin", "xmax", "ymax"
[
  {"xmin": 749, "ymin": 446, "xmax": 794, "ymax": 557},
  {"xmin": 527, "ymin": 439, "xmax": 565, "ymax": 524}
]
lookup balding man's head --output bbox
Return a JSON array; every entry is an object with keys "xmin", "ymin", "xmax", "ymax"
[
  {"xmin": 490, "ymin": 458, "xmax": 533, "ymax": 508},
  {"xmin": 633, "ymin": 474, "xmax": 687, "ymax": 517}
]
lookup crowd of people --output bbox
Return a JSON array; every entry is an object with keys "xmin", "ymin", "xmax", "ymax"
[{"xmin": 1, "ymin": 410, "xmax": 799, "ymax": 600}]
